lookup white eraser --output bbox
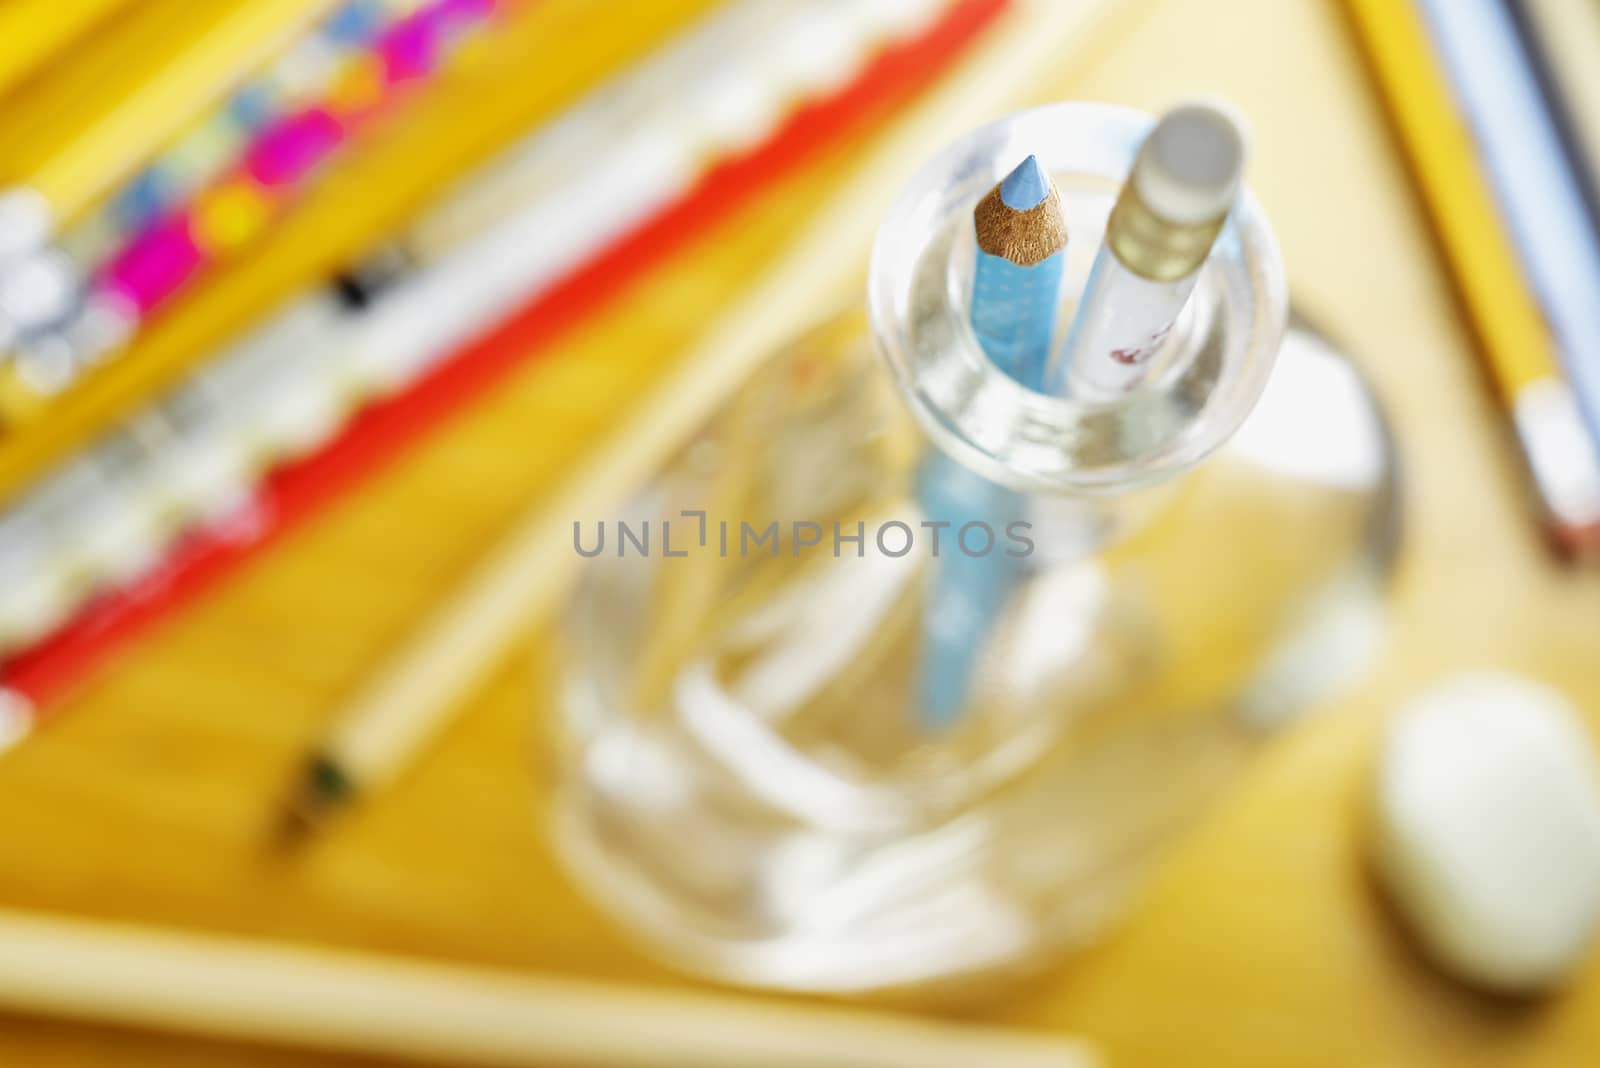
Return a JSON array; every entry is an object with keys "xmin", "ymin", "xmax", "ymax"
[
  {"xmin": 1373, "ymin": 673, "xmax": 1600, "ymax": 993},
  {"xmin": 1131, "ymin": 99, "xmax": 1248, "ymax": 225}
]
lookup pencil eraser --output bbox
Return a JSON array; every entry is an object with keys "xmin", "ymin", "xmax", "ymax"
[
  {"xmin": 1131, "ymin": 99, "xmax": 1248, "ymax": 225},
  {"xmin": 1373, "ymin": 673, "xmax": 1600, "ymax": 993}
]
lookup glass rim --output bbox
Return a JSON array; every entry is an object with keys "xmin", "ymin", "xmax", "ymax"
[{"xmin": 867, "ymin": 101, "xmax": 1288, "ymax": 495}]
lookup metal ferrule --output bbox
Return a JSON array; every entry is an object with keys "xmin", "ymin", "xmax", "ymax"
[{"xmin": 1106, "ymin": 183, "xmax": 1228, "ymax": 282}]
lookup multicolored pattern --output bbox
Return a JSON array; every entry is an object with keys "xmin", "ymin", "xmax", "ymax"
[
  {"xmin": 0, "ymin": 0, "xmax": 495, "ymax": 417},
  {"xmin": 0, "ymin": 0, "xmax": 978, "ymax": 702},
  {"xmin": 99, "ymin": 0, "xmax": 496, "ymax": 319},
  {"xmin": 75, "ymin": 0, "xmax": 415, "ymax": 266}
]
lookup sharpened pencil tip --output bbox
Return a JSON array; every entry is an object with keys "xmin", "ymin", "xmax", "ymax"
[
  {"xmin": 269, "ymin": 754, "xmax": 356, "ymax": 850},
  {"xmin": 270, "ymin": 802, "xmax": 319, "ymax": 852},
  {"xmin": 974, "ymin": 155, "xmax": 1066, "ymax": 267},
  {"xmin": 998, "ymin": 154, "xmax": 1048, "ymax": 210}
]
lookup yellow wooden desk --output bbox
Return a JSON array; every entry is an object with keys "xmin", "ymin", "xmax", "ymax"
[{"xmin": 3, "ymin": 0, "xmax": 1599, "ymax": 1064}]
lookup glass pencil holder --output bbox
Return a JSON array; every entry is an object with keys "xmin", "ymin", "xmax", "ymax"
[{"xmin": 547, "ymin": 104, "xmax": 1396, "ymax": 999}]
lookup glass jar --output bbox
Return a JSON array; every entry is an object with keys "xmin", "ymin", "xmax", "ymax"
[{"xmin": 548, "ymin": 103, "xmax": 1396, "ymax": 999}]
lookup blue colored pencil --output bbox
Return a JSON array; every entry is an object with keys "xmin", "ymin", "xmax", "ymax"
[
  {"xmin": 916, "ymin": 156, "xmax": 1065, "ymax": 728},
  {"xmin": 969, "ymin": 154, "xmax": 1067, "ymax": 390},
  {"xmin": 915, "ymin": 453, "xmax": 1024, "ymax": 729}
]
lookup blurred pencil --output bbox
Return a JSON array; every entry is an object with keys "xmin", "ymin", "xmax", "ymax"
[
  {"xmin": 1412, "ymin": 0, "xmax": 1600, "ymax": 505},
  {"xmin": 62, "ymin": 0, "xmax": 417, "ymax": 272},
  {"xmin": 0, "ymin": 0, "xmax": 1006, "ymax": 740},
  {"xmin": 0, "ymin": 0, "xmax": 720, "ymax": 507},
  {"xmin": 394, "ymin": 0, "xmax": 789, "ymax": 264},
  {"xmin": 0, "ymin": 2, "xmax": 445, "ymax": 406},
  {"xmin": 0, "ymin": 907, "xmax": 1098, "ymax": 1068},
  {"xmin": 0, "ymin": 0, "xmax": 335, "ymax": 247},
  {"xmin": 276, "ymin": 0, "xmax": 1122, "ymax": 837},
  {"xmin": 1342, "ymin": 0, "xmax": 1600, "ymax": 556},
  {"xmin": 1514, "ymin": 0, "xmax": 1600, "ymax": 218}
]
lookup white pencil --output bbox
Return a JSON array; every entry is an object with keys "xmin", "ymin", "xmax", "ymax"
[{"xmin": 1051, "ymin": 100, "xmax": 1248, "ymax": 399}]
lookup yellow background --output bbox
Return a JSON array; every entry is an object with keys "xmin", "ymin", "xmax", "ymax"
[{"xmin": 2, "ymin": 0, "xmax": 1598, "ymax": 1064}]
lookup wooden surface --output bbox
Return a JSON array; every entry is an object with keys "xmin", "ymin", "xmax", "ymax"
[{"xmin": 2, "ymin": 0, "xmax": 1599, "ymax": 1065}]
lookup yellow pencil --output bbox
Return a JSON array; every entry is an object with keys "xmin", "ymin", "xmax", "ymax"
[
  {"xmin": 0, "ymin": 0, "xmax": 722, "ymax": 506},
  {"xmin": 0, "ymin": 906, "xmax": 1097, "ymax": 1068},
  {"xmin": 1342, "ymin": 0, "xmax": 1600, "ymax": 554},
  {"xmin": 0, "ymin": 0, "xmax": 136, "ymax": 103},
  {"xmin": 0, "ymin": 0, "xmax": 335, "ymax": 230}
]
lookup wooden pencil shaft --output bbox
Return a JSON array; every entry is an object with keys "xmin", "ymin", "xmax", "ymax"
[
  {"xmin": 311, "ymin": 0, "xmax": 1122, "ymax": 795},
  {"xmin": 0, "ymin": 907, "xmax": 1095, "ymax": 1068}
]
